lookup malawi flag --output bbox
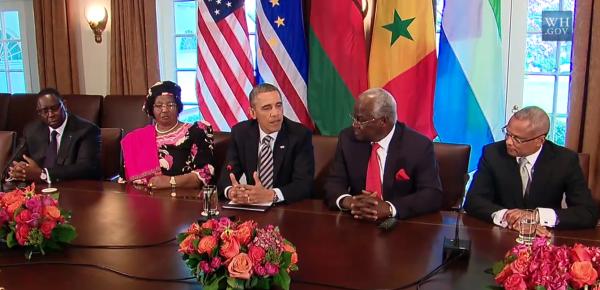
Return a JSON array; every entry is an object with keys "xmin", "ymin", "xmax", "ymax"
[
  {"xmin": 308, "ymin": 0, "xmax": 368, "ymax": 136},
  {"xmin": 369, "ymin": 0, "xmax": 437, "ymax": 139}
]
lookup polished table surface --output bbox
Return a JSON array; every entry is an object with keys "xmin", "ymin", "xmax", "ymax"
[{"xmin": 1, "ymin": 181, "xmax": 600, "ymax": 290}]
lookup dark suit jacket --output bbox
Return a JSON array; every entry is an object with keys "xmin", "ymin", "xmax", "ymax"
[
  {"xmin": 325, "ymin": 122, "xmax": 443, "ymax": 219},
  {"xmin": 217, "ymin": 118, "xmax": 314, "ymax": 203},
  {"xmin": 20, "ymin": 114, "xmax": 102, "ymax": 182},
  {"xmin": 464, "ymin": 140, "xmax": 598, "ymax": 229}
]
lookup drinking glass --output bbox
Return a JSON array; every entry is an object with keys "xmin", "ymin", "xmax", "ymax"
[
  {"xmin": 516, "ymin": 209, "xmax": 538, "ymax": 245},
  {"xmin": 201, "ymin": 185, "xmax": 219, "ymax": 217}
]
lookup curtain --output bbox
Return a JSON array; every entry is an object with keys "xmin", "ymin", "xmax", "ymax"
[
  {"xmin": 110, "ymin": 0, "xmax": 160, "ymax": 95},
  {"xmin": 33, "ymin": 0, "xmax": 80, "ymax": 94},
  {"xmin": 567, "ymin": 0, "xmax": 600, "ymax": 198}
]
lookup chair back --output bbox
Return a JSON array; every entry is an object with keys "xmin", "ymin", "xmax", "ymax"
[
  {"xmin": 102, "ymin": 95, "xmax": 151, "ymax": 134},
  {"xmin": 433, "ymin": 142, "xmax": 471, "ymax": 210},
  {"xmin": 63, "ymin": 94, "xmax": 103, "ymax": 125},
  {"xmin": 5, "ymin": 93, "xmax": 37, "ymax": 137},
  {"xmin": 0, "ymin": 93, "xmax": 10, "ymax": 130},
  {"xmin": 100, "ymin": 128, "xmax": 124, "ymax": 180},
  {"xmin": 578, "ymin": 153, "xmax": 590, "ymax": 184},
  {"xmin": 212, "ymin": 132, "xmax": 232, "ymax": 183},
  {"xmin": 312, "ymin": 135, "xmax": 338, "ymax": 198},
  {"xmin": 0, "ymin": 131, "xmax": 16, "ymax": 174}
]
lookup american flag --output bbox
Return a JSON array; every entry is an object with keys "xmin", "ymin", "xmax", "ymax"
[
  {"xmin": 256, "ymin": 0, "xmax": 314, "ymax": 129},
  {"xmin": 196, "ymin": 0, "xmax": 255, "ymax": 131}
]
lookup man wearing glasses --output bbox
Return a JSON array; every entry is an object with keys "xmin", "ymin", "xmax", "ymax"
[
  {"xmin": 7, "ymin": 88, "xmax": 101, "ymax": 184},
  {"xmin": 465, "ymin": 106, "xmax": 598, "ymax": 229},
  {"xmin": 325, "ymin": 88, "xmax": 442, "ymax": 220}
]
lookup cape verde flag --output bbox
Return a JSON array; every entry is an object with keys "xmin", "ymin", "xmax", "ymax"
[{"xmin": 256, "ymin": 0, "xmax": 313, "ymax": 129}]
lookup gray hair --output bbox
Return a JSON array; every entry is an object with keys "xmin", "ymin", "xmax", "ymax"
[
  {"xmin": 249, "ymin": 83, "xmax": 281, "ymax": 107},
  {"xmin": 512, "ymin": 106, "xmax": 550, "ymax": 135},
  {"xmin": 360, "ymin": 88, "xmax": 397, "ymax": 123}
]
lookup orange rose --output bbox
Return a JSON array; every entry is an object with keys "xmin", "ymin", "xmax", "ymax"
[
  {"xmin": 227, "ymin": 253, "xmax": 253, "ymax": 280},
  {"xmin": 44, "ymin": 206, "xmax": 61, "ymax": 220},
  {"xmin": 220, "ymin": 237, "xmax": 240, "ymax": 259},
  {"xmin": 283, "ymin": 242, "xmax": 298, "ymax": 265},
  {"xmin": 198, "ymin": 235, "xmax": 218, "ymax": 255},
  {"xmin": 201, "ymin": 219, "xmax": 217, "ymax": 231},
  {"xmin": 570, "ymin": 261, "xmax": 598, "ymax": 289},
  {"xmin": 179, "ymin": 235, "xmax": 198, "ymax": 255},
  {"xmin": 186, "ymin": 223, "xmax": 201, "ymax": 235},
  {"xmin": 234, "ymin": 225, "xmax": 253, "ymax": 246}
]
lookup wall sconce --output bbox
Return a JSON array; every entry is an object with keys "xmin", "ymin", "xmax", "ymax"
[{"xmin": 86, "ymin": 6, "xmax": 108, "ymax": 43}]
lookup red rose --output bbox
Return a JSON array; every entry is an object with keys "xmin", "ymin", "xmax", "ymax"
[
  {"xmin": 201, "ymin": 219, "xmax": 217, "ymax": 231},
  {"xmin": 248, "ymin": 245, "xmax": 266, "ymax": 264},
  {"xmin": 509, "ymin": 256, "xmax": 529, "ymax": 275},
  {"xmin": 495, "ymin": 265, "xmax": 513, "ymax": 284},
  {"xmin": 15, "ymin": 209, "xmax": 32, "ymax": 224},
  {"xmin": 15, "ymin": 224, "xmax": 31, "ymax": 246},
  {"xmin": 40, "ymin": 220, "xmax": 56, "ymax": 239},
  {"xmin": 572, "ymin": 243, "xmax": 592, "ymax": 262},
  {"xmin": 220, "ymin": 236, "xmax": 240, "ymax": 259},
  {"xmin": 570, "ymin": 261, "xmax": 598, "ymax": 289},
  {"xmin": 503, "ymin": 274, "xmax": 527, "ymax": 290}
]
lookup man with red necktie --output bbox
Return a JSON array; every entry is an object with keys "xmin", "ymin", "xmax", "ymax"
[{"xmin": 325, "ymin": 88, "xmax": 442, "ymax": 221}]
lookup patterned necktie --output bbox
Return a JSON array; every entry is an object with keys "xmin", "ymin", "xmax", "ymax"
[
  {"xmin": 43, "ymin": 130, "xmax": 58, "ymax": 168},
  {"xmin": 365, "ymin": 143, "xmax": 383, "ymax": 199},
  {"xmin": 258, "ymin": 135, "xmax": 274, "ymax": 189},
  {"xmin": 518, "ymin": 157, "xmax": 531, "ymax": 196}
]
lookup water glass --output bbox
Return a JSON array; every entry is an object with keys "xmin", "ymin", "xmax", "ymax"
[
  {"xmin": 201, "ymin": 185, "xmax": 219, "ymax": 217},
  {"xmin": 516, "ymin": 209, "xmax": 539, "ymax": 245}
]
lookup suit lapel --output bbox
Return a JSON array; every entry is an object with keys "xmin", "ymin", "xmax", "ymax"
[
  {"xmin": 500, "ymin": 143, "xmax": 526, "ymax": 208},
  {"xmin": 527, "ymin": 142, "xmax": 553, "ymax": 205},
  {"xmin": 273, "ymin": 121, "xmax": 288, "ymax": 182},
  {"xmin": 382, "ymin": 124, "xmax": 403, "ymax": 199},
  {"xmin": 33, "ymin": 124, "xmax": 50, "ymax": 163},
  {"xmin": 246, "ymin": 121, "xmax": 259, "ymax": 181},
  {"xmin": 56, "ymin": 118, "xmax": 74, "ymax": 165}
]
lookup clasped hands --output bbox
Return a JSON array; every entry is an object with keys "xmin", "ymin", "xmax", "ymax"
[
  {"xmin": 503, "ymin": 208, "xmax": 552, "ymax": 238},
  {"xmin": 341, "ymin": 190, "xmax": 391, "ymax": 221},
  {"xmin": 132, "ymin": 175, "xmax": 171, "ymax": 189},
  {"xmin": 228, "ymin": 172, "xmax": 275, "ymax": 204},
  {"xmin": 7, "ymin": 155, "xmax": 43, "ymax": 182}
]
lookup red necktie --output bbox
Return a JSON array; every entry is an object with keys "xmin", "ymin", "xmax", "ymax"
[{"xmin": 365, "ymin": 143, "xmax": 383, "ymax": 199}]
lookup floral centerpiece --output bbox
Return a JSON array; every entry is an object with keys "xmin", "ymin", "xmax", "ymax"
[
  {"xmin": 177, "ymin": 217, "xmax": 298, "ymax": 290},
  {"xmin": 0, "ymin": 184, "xmax": 77, "ymax": 259},
  {"xmin": 491, "ymin": 237, "xmax": 600, "ymax": 290}
]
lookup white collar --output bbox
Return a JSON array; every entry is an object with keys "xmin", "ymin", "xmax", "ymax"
[
  {"xmin": 49, "ymin": 113, "xmax": 69, "ymax": 136},
  {"xmin": 372, "ymin": 124, "xmax": 396, "ymax": 151},
  {"xmin": 517, "ymin": 143, "xmax": 543, "ymax": 166},
  {"xmin": 259, "ymin": 126, "xmax": 279, "ymax": 143}
]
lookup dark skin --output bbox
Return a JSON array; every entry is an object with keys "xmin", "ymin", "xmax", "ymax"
[
  {"xmin": 339, "ymin": 93, "xmax": 395, "ymax": 221},
  {"xmin": 501, "ymin": 116, "xmax": 551, "ymax": 237},
  {"xmin": 8, "ymin": 94, "xmax": 67, "ymax": 182}
]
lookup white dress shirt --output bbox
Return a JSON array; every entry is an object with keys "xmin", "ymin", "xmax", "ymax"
[
  {"xmin": 43, "ymin": 113, "xmax": 68, "ymax": 183},
  {"xmin": 491, "ymin": 145, "xmax": 558, "ymax": 227}
]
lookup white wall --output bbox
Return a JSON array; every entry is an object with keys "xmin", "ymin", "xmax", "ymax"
[{"xmin": 74, "ymin": 0, "xmax": 111, "ymax": 95}]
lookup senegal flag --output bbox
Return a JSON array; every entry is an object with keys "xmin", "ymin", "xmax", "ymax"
[
  {"xmin": 369, "ymin": 0, "xmax": 437, "ymax": 139},
  {"xmin": 308, "ymin": 0, "xmax": 368, "ymax": 136}
]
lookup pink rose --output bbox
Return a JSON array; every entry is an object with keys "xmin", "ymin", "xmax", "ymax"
[
  {"xmin": 227, "ymin": 253, "xmax": 253, "ymax": 280},
  {"xmin": 40, "ymin": 220, "xmax": 56, "ymax": 239},
  {"xmin": 198, "ymin": 235, "xmax": 218, "ymax": 255},
  {"xmin": 265, "ymin": 262, "xmax": 279, "ymax": 276},
  {"xmin": 510, "ymin": 256, "xmax": 529, "ymax": 275},
  {"xmin": 503, "ymin": 274, "xmax": 527, "ymax": 290},
  {"xmin": 25, "ymin": 198, "xmax": 42, "ymax": 212},
  {"xmin": 572, "ymin": 243, "xmax": 592, "ymax": 262},
  {"xmin": 495, "ymin": 265, "xmax": 513, "ymax": 284},
  {"xmin": 570, "ymin": 261, "xmax": 598, "ymax": 289},
  {"xmin": 178, "ymin": 235, "xmax": 198, "ymax": 255},
  {"xmin": 210, "ymin": 257, "xmax": 222, "ymax": 269},
  {"xmin": 15, "ymin": 224, "xmax": 31, "ymax": 246},
  {"xmin": 220, "ymin": 237, "xmax": 240, "ymax": 259},
  {"xmin": 254, "ymin": 264, "xmax": 267, "ymax": 276},
  {"xmin": 248, "ymin": 245, "xmax": 266, "ymax": 264},
  {"xmin": 0, "ymin": 209, "xmax": 8, "ymax": 224},
  {"xmin": 198, "ymin": 261, "xmax": 213, "ymax": 273}
]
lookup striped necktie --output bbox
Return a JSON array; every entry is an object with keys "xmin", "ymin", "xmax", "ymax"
[
  {"xmin": 258, "ymin": 135, "xmax": 274, "ymax": 189},
  {"xmin": 518, "ymin": 157, "xmax": 531, "ymax": 196}
]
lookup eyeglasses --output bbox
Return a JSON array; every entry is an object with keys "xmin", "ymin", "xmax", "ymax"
[
  {"xmin": 350, "ymin": 114, "xmax": 378, "ymax": 128},
  {"xmin": 36, "ymin": 104, "xmax": 62, "ymax": 116},
  {"xmin": 502, "ymin": 126, "xmax": 546, "ymax": 144},
  {"xmin": 153, "ymin": 102, "xmax": 178, "ymax": 111}
]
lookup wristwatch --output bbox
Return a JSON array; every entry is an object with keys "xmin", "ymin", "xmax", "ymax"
[
  {"xmin": 169, "ymin": 176, "xmax": 177, "ymax": 188},
  {"xmin": 388, "ymin": 203, "xmax": 394, "ymax": 218},
  {"xmin": 40, "ymin": 171, "xmax": 48, "ymax": 183}
]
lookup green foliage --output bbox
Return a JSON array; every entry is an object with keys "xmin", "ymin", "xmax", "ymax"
[
  {"xmin": 492, "ymin": 260, "xmax": 506, "ymax": 276},
  {"xmin": 176, "ymin": 232, "xmax": 188, "ymax": 243},
  {"xmin": 6, "ymin": 231, "xmax": 16, "ymax": 248},
  {"xmin": 52, "ymin": 224, "xmax": 77, "ymax": 243},
  {"xmin": 535, "ymin": 286, "xmax": 547, "ymax": 290},
  {"xmin": 273, "ymin": 270, "xmax": 291, "ymax": 290}
]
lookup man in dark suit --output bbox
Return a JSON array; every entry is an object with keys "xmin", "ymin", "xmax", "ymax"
[
  {"xmin": 325, "ymin": 88, "xmax": 442, "ymax": 220},
  {"xmin": 218, "ymin": 83, "xmax": 314, "ymax": 204},
  {"xmin": 8, "ymin": 88, "xmax": 101, "ymax": 183},
  {"xmin": 464, "ymin": 106, "xmax": 598, "ymax": 230}
]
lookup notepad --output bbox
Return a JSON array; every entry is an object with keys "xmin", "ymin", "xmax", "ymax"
[{"xmin": 222, "ymin": 201, "xmax": 273, "ymax": 212}]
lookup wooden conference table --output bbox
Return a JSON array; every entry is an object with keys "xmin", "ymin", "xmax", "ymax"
[{"xmin": 1, "ymin": 181, "xmax": 600, "ymax": 290}]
